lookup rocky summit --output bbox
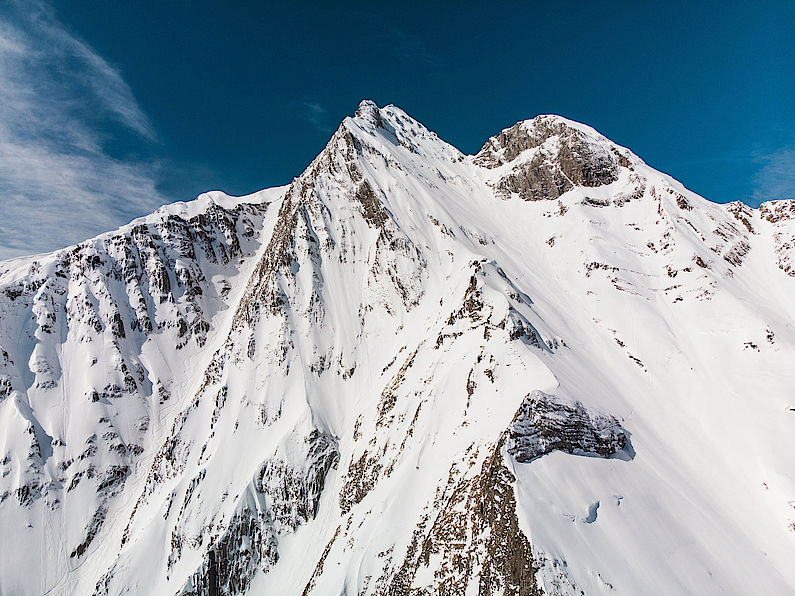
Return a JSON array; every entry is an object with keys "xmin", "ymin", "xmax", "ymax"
[{"xmin": 0, "ymin": 101, "xmax": 793, "ymax": 595}]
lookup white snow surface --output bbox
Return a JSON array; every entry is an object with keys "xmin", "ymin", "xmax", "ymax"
[{"xmin": 0, "ymin": 100, "xmax": 793, "ymax": 595}]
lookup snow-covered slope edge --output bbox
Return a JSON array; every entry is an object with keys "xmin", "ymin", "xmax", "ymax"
[
  {"xmin": 0, "ymin": 186, "xmax": 285, "ymax": 594},
  {"xmin": 0, "ymin": 101, "xmax": 793, "ymax": 595}
]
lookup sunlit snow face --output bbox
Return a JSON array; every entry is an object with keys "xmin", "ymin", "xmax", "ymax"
[{"xmin": 0, "ymin": 101, "xmax": 793, "ymax": 596}]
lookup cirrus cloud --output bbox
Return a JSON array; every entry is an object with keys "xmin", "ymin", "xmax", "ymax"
[
  {"xmin": 0, "ymin": 0, "xmax": 167, "ymax": 261},
  {"xmin": 751, "ymin": 145, "xmax": 795, "ymax": 207}
]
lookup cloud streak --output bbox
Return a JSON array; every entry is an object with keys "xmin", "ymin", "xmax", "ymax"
[
  {"xmin": 751, "ymin": 145, "xmax": 795, "ymax": 207},
  {"xmin": 0, "ymin": 0, "xmax": 166, "ymax": 260},
  {"xmin": 298, "ymin": 101, "xmax": 333, "ymax": 133}
]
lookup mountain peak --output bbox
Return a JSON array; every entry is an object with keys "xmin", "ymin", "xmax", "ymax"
[
  {"xmin": 475, "ymin": 114, "xmax": 627, "ymax": 168},
  {"xmin": 523, "ymin": 113, "xmax": 608, "ymax": 139},
  {"xmin": 1, "ymin": 101, "xmax": 794, "ymax": 596},
  {"xmin": 354, "ymin": 99, "xmax": 380, "ymax": 117},
  {"xmin": 353, "ymin": 99, "xmax": 384, "ymax": 129},
  {"xmin": 473, "ymin": 113, "xmax": 634, "ymax": 202},
  {"xmin": 339, "ymin": 101, "xmax": 462, "ymax": 164}
]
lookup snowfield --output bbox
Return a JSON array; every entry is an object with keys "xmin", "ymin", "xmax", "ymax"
[{"xmin": 0, "ymin": 100, "xmax": 793, "ymax": 595}]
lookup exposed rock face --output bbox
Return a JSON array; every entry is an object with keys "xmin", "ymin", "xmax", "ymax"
[
  {"xmin": 507, "ymin": 391, "xmax": 629, "ymax": 463},
  {"xmin": 1, "ymin": 102, "xmax": 794, "ymax": 596},
  {"xmin": 388, "ymin": 437, "xmax": 539, "ymax": 596},
  {"xmin": 475, "ymin": 115, "xmax": 629, "ymax": 201},
  {"xmin": 759, "ymin": 199, "xmax": 795, "ymax": 223},
  {"xmin": 726, "ymin": 201, "xmax": 755, "ymax": 233},
  {"xmin": 759, "ymin": 199, "xmax": 795, "ymax": 276},
  {"xmin": 258, "ymin": 430, "xmax": 340, "ymax": 534},
  {"xmin": 178, "ymin": 505, "xmax": 279, "ymax": 596}
]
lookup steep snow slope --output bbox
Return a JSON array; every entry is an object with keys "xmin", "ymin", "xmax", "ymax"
[
  {"xmin": 0, "ymin": 101, "xmax": 793, "ymax": 595},
  {"xmin": 0, "ymin": 186, "xmax": 285, "ymax": 594}
]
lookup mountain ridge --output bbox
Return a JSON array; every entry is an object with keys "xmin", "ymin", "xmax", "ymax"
[
  {"xmin": 0, "ymin": 101, "xmax": 793, "ymax": 595},
  {"xmin": 2, "ymin": 100, "xmax": 792, "ymax": 272}
]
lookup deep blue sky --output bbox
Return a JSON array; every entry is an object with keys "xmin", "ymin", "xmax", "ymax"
[{"xmin": 0, "ymin": 1, "xmax": 793, "ymax": 258}]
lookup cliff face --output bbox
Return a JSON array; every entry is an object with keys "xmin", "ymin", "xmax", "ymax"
[
  {"xmin": 474, "ymin": 115, "xmax": 627, "ymax": 201},
  {"xmin": 1, "ymin": 102, "xmax": 794, "ymax": 595}
]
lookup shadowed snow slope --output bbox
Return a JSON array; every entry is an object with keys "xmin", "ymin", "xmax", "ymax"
[{"xmin": 1, "ymin": 101, "xmax": 794, "ymax": 595}]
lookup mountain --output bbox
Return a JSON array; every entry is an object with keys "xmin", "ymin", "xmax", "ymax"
[{"xmin": 0, "ymin": 100, "xmax": 793, "ymax": 595}]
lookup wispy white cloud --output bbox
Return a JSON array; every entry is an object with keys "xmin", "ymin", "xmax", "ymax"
[
  {"xmin": 0, "ymin": 0, "xmax": 166, "ymax": 260},
  {"xmin": 751, "ymin": 145, "xmax": 795, "ymax": 207},
  {"xmin": 299, "ymin": 101, "xmax": 333, "ymax": 133}
]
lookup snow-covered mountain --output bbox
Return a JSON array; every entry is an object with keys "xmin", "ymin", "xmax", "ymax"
[{"xmin": 1, "ymin": 100, "xmax": 793, "ymax": 595}]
